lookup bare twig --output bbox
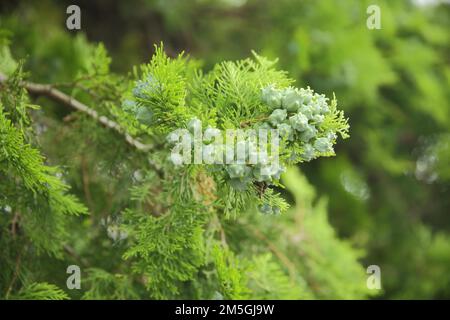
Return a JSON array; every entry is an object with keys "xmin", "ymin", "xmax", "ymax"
[
  {"xmin": 10, "ymin": 211, "xmax": 20, "ymax": 239},
  {"xmin": 81, "ymin": 156, "xmax": 95, "ymax": 211},
  {"xmin": 64, "ymin": 244, "xmax": 90, "ymax": 267},
  {"xmin": 239, "ymin": 115, "xmax": 269, "ymax": 128},
  {"xmin": 213, "ymin": 214, "xmax": 228, "ymax": 247},
  {"xmin": 5, "ymin": 245, "xmax": 25, "ymax": 299}
]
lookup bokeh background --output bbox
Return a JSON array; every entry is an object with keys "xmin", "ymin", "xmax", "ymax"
[{"xmin": 1, "ymin": 0, "xmax": 449, "ymax": 299}]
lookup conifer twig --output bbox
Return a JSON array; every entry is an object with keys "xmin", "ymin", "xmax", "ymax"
[
  {"xmin": 64, "ymin": 244, "xmax": 90, "ymax": 267},
  {"xmin": 10, "ymin": 211, "xmax": 20, "ymax": 238},
  {"xmin": 1, "ymin": 72, "xmax": 164, "ymax": 177},
  {"xmin": 0, "ymin": 72, "xmax": 152, "ymax": 152},
  {"xmin": 5, "ymin": 245, "xmax": 24, "ymax": 299}
]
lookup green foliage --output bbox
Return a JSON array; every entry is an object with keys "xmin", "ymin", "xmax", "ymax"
[
  {"xmin": 0, "ymin": 36, "xmax": 366, "ymax": 300},
  {"xmin": 246, "ymin": 253, "xmax": 309, "ymax": 300},
  {"xmin": 129, "ymin": 47, "xmax": 348, "ymax": 217},
  {"xmin": 10, "ymin": 282, "xmax": 69, "ymax": 300},
  {"xmin": 0, "ymin": 72, "xmax": 87, "ymax": 257},
  {"xmin": 282, "ymin": 167, "xmax": 372, "ymax": 299},
  {"xmin": 82, "ymin": 268, "xmax": 139, "ymax": 300},
  {"xmin": 212, "ymin": 244, "xmax": 250, "ymax": 299},
  {"xmin": 130, "ymin": 45, "xmax": 190, "ymax": 132},
  {"xmin": 1, "ymin": 0, "xmax": 448, "ymax": 300},
  {"xmin": 0, "ymin": 31, "xmax": 16, "ymax": 76},
  {"xmin": 122, "ymin": 205, "xmax": 207, "ymax": 299}
]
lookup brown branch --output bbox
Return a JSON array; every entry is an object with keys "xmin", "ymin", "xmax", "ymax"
[
  {"xmin": 0, "ymin": 72, "xmax": 152, "ymax": 152},
  {"xmin": 81, "ymin": 156, "xmax": 95, "ymax": 211},
  {"xmin": 0, "ymin": 72, "xmax": 165, "ymax": 178},
  {"xmin": 10, "ymin": 211, "xmax": 20, "ymax": 239},
  {"xmin": 239, "ymin": 115, "xmax": 269, "ymax": 128},
  {"xmin": 5, "ymin": 245, "xmax": 25, "ymax": 299},
  {"xmin": 215, "ymin": 214, "xmax": 228, "ymax": 248},
  {"xmin": 64, "ymin": 244, "xmax": 90, "ymax": 268},
  {"xmin": 246, "ymin": 224, "xmax": 297, "ymax": 281}
]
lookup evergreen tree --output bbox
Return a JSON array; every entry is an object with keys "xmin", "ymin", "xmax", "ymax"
[{"xmin": 0, "ymin": 32, "xmax": 372, "ymax": 299}]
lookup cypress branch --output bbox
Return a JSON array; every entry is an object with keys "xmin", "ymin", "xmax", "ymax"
[{"xmin": 0, "ymin": 71, "xmax": 152, "ymax": 152}]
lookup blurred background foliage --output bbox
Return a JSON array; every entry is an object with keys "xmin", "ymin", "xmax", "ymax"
[{"xmin": 0, "ymin": 0, "xmax": 449, "ymax": 299}]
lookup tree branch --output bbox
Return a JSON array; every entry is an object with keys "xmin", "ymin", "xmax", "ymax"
[
  {"xmin": 5, "ymin": 243, "xmax": 26, "ymax": 299},
  {"xmin": 245, "ymin": 223, "xmax": 297, "ymax": 281},
  {"xmin": 0, "ymin": 72, "xmax": 153, "ymax": 152}
]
